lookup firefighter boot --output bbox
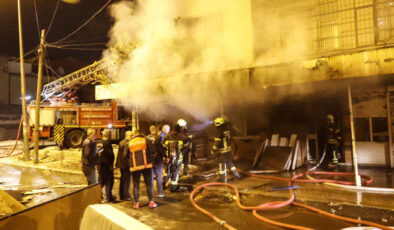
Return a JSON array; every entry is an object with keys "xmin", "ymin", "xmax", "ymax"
[
  {"xmin": 217, "ymin": 163, "xmax": 227, "ymax": 182},
  {"xmin": 231, "ymin": 167, "xmax": 241, "ymax": 180}
]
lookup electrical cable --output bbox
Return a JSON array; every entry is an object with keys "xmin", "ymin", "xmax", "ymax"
[
  {"xmin": 13, "ymin": 46, "xmax": 39, "ymax": 62},
  {"xmin": 46, "ymin": 42, "xmax": 107, "ymax": 47},
  {"xmin": 33, "ymin": 0, "xmax": 41, "ymax": 39},
  {"xmin": 45, "ymin": 0, "xmax": 61, "ymax": 40},
  {"xmin": 190, "ymin": 170, "xmax": 391, "ymax": 230},
  {"xmin": 49, "ymin": 0, "xmax": 112, "ymax": 45},
  {"xmin": 46, "ymin": 46, "xmax": 105, "ymax": 51}
]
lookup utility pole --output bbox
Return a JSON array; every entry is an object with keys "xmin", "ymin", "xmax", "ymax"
[
  {"xmin": 17, "ymin": 0, "xmax": 30, "ymax": 161},
  {"xmin": 34, "ymin": 29, "xmax": 46, "ymax": 164},
  {"xmin": 347, "ymin": 85, "xmax": 361, "ymax": 187}
]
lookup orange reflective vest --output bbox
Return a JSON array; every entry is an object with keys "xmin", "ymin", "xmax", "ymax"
[{"xmin": 128, "ymin": 137, "xmax": 152, "ymax": 172}]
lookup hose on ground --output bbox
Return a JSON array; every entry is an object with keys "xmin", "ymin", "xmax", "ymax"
[{"xmin": 190, "ymin": 170, "xmax": 391, "ymax": 230}]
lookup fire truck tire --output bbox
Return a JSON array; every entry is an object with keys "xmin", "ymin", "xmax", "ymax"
[{"xmin": 65, "ymin": 130, "xmax": 84, "ymax": 148}]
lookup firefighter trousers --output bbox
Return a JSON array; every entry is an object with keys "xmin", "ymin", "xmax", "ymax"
[
  {"xmin": 218, "ymin": 151, "xmax": 240, "ymax": 182},
  {"xmin": 163, "ymin": 160, "xmax": 182, "ymax": 192}
]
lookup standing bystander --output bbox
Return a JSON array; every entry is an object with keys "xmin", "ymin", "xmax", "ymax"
[
  {"xmin": 147, "ymin": 125, "xmax": 166, "ymax": 198},
  {"xmin": 98, "ymin": 129, "xmax": 116, "ymax": 202},
  {"xmin": 116, "ymin": 131, "xmax": 133, "ymax": 201},
  {"xmin": 81, "ymin": 128, "xmax": 99, "ymax": 185}
]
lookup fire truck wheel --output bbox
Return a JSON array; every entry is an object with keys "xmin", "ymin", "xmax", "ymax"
[{"xmin": 66, "ymin": 130, "xmax": 84, "ymax": 148}]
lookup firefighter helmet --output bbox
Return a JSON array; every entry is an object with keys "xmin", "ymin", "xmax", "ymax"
[
  {"xmin": 177, "ymin": 119, "xmax": 187, "ymax": 127},
  {"xmin": 213, "ymin": 117, "xmax": 225, "ymax": 127},
  {"xmin": 326, "ymin": 114, "xmax": 334, "ymax": 123}
]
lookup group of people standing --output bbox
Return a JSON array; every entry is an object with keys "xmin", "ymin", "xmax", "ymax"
[{"xmin": 81, "ymin": 119, "xmax": 193, "ymax": 209}]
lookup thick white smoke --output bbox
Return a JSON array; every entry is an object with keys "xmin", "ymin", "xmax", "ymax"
[{"xmin": 102, "ymin": 0, "xmax": 313, "ymax": 121}]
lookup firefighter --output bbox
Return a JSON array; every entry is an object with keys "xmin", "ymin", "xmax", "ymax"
[
  {"xmin": 163, "ymin": 128, "xmax": 184, "ymax": 192},
  {"xmin": 211, "ymin": 117, "xmax": 241, "ymax": 183},
  {"xmin": 98, "ymin": 129, "xmax": 116, "ymax": 202},
  {"xmin": 146, "ymin": 125, "xmax": 166, "ymax": 198},
  {"xmin": 116, "ymin": 130, "xmax": 133, "ymax": 201},
  {"xmin": 325, "ymin": 114, "xmax": 342, "ymax": 168},
  {"xmin": 176, "ymin": 119, "xmax": 192, "ymax": 176},
  {"xmin": 128, "ymin": 129, "xmax": 157, "ymax": 209}
]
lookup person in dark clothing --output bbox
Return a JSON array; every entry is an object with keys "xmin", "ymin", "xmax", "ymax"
[
  {"xmin": 81, "ymin": 128, "xmax": 99, "ymax": 185},
  {"xmin": 323, "ymin": 114, "xmax": 342, "ymax": 168},
  {"xmin": 163, "ymin": 130, "xmax": 184, "ymax": 192},
  {"xmin": 176, "ymin": 119, "xmax": 192, "ymax": 176},
  {"xmin": 98, "ymin": 129, "xmax": 116, "ymax": 202},
  {"xmin": 211, "ymin": 117, "xmax": 240, "ymax": 183},
  {"xmin": 129, "ymin": 129, "xmax": 158, "ymax": 209},
  {"xmin": 116, "ymin": 130, "xmax": 133, "ymax": 201},
  {"xmin": 146, "ymin": 125, "xmax": 166, "ymax": 198}
]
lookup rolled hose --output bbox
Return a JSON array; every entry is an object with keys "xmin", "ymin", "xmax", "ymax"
[{"xmin": 190, "ymin": 170, "xmax": 391, "ymax": 230}]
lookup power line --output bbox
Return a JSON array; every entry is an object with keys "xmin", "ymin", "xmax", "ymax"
[
  {"xmin": 33, "ymin": 0, "xmax": 41, "ymax": 40},
  {"xmin": 46, "ymin": 46, "xmax": 105, "ymax": 51},
  {"xmin": 49, "ymin": 0, "xmax": 112, "ymax": 45},
  {"xmin": 45, "ymin": 0, "xmax": 61, "ymax": 40}
]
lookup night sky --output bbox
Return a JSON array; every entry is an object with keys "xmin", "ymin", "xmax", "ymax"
[{"xmin": 0, "ymin": 0, "xmax": 117, "ymax": 62}]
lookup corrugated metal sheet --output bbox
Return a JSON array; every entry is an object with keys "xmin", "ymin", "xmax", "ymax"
[
  {"xmin": 328, "ymin": 47, "xmax": 394, "ymax": 77},
  {"xmin": 356, "ymin": 141, "xmax": 387, "ymax": 166}
]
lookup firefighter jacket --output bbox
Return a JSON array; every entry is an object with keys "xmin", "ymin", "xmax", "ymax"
[
  {"xmin": 146, "ymin": 134, "xmax": 166, "ymax": 164},
  {"xmin": 115, "ymin": 138, "xmax": 130, "ymax": 169},
  {"xmin": 179, "ymin": 131, "xmax": 191, "ymax": 154},
  {"xmin": 163, "ymin": 132, "xmax": 184, "ymax": 163},
  {"xmin": 213, "ymin": 125, "xmax": 232, "ymax": 154},
  {"xmin": 128, "ymin": 135, "xmax": 155, "ymax": 172},
  {"xmin": 327, "ymin": 123, "xmax": 342, "ymax": 145},
  {"xmin": 99, "ymin": 139, "xmax": 115, "ymax": 169},
  {"xmin": 81, "ymin": 138, "xmax": 98, "ymax": 166}
]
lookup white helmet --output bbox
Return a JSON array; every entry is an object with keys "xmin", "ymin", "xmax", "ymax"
[{"xmin": 177, "ymin": 119, "xmax": 187, "ymax": 127}]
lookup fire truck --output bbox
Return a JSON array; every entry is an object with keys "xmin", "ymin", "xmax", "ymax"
[{"xmin": 28, "ymin": 60, "xmax": 133, "ymax": 148}]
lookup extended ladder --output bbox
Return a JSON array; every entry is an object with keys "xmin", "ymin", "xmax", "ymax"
[{"xmin": 41, "ymin": 59, "xmax": 110, "ymax": 101}]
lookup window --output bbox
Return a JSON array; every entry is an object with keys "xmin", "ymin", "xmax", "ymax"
[
  {"xmin": 376, "ymin": 0, "xmax": 394, "ymax": 43},
  {"xmin": 356, "ymin": 7, "xmax": 375, "ymax": 46}
]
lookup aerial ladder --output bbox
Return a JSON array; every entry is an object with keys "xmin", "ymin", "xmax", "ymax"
[{"xmin": 41, "ymin": 59, "xmax": 111, "ymax": 102}]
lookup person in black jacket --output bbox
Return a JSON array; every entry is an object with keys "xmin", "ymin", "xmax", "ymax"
[
  {"xmin": 98, "ymin": 129, "xmax": 116, "ymax": 202},
  {"xmin": 146, "ymin": 125, "xmax": 166, "ymax": 198},
  {"xmin": 81, "ymin": 128, "xmax": 98, "ymax": 185},
  {"xmin": 116, "ymin": 130, "xmax": 133, "ymax": 201}
]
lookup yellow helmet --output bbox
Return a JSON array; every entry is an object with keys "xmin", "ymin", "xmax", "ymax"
[
  {"xmin": 213, "ymin": 117, "xmax": 225, "ymax": 127},
  {"xmin": 177, "ymin": 119, "xmax": 187, "ymax": 127}
]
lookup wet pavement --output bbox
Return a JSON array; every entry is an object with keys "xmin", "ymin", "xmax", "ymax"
[
  {"xmin": 0, "ymin": 157, "xmax": 393, "ymax": 229},
  {"xmin": 0, "ymin": 164, "xmax": 85, "ymax": 209}
]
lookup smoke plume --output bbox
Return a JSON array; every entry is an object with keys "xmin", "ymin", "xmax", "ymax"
[{"xmin": 102, "ymin": 0, "xmax": 314, "ymax": 121}]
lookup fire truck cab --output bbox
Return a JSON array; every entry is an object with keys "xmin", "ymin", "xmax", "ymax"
[{"xmin": 28, "ymin": 100, "xmax": 132, "ymax": 148}]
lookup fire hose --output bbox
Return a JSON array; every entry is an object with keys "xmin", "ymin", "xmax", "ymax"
[
  {"xmin": 0, "ymin": 116, "xmax": 24, "ymax": 158},
  {"xmin": 190, "ymin": 170, "xmax": 392, "ymax": 230}
]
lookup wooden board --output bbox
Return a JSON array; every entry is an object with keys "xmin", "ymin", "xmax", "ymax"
[{"xmin": 256, "ymin": 146, "xmax": 293, "ymax": 171}]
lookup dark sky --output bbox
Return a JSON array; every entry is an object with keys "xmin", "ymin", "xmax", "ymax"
[{"xmin": 0, "ymin": 0, "xmax": 117, "ymax": 62}]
